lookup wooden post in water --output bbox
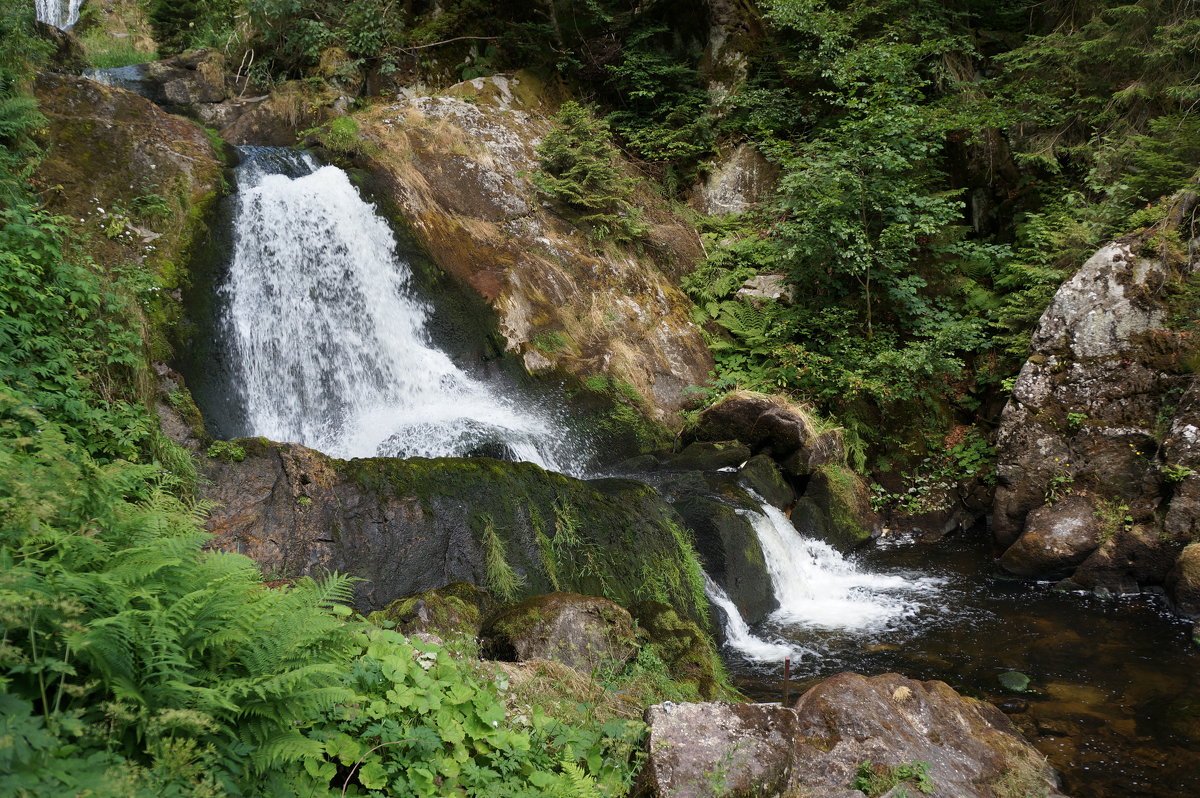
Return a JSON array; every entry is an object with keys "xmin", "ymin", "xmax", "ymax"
[{"xmin": 783, "ymin": 656, "xmax": 791, "ymax": 706}]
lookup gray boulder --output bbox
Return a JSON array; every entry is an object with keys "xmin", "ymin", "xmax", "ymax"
[{"xmin": 998, "ymin": 494, "xmax": 1104, "ymax": 577}]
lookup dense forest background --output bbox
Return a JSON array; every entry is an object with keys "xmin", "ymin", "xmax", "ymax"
[{"xmin": 1, "ymin": 0, "xmax": 1198, "ymax": 795}]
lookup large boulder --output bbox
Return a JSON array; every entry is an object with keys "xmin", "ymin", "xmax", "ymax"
[
  {"xmin": 991, "ymin": 196, "xmax": 1200, "ymax": 596},
  {"xmin": 480, "ymin": 593, "xmax": 636, "ymax": 675},
  {"xmin": 355, "ymin": 74, "xmax": 713, "ymax": 420},
  {"xmin": 790, "ymin": 673, "xmax": 1066, "ymax": 798},
  {"xmin": 639, "ymin": 673, "xmax": 1064, "ymax": 798},
  {"xmin": 998, "ymin": 493, "xmax": 1104, "ymax": 578},
  {"xmin": 639, "ymin": 702, "xmax": 801, "ymax": 798},
  {"xmin": 197, "ymin": 438, "xmax": 711, "ymax": 621}
]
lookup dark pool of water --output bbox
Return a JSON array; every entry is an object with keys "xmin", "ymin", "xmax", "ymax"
[{"xmin": 726, "ymin": 532, "xmax": 1200, "ymax": 798}]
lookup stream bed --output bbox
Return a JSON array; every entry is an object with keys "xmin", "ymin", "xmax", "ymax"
[{"xmin": 727, "ymin": 531, "xmax": 1200, "ymax": 798}]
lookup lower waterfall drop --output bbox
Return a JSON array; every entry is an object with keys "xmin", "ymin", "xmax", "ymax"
[
  {"xmin": 703, "ymin": 574, "xmax": 795, "ymax": 663},
  {"xmin": 741, "ymin": 499, "xmax": 942, "ymax": 633},
  {"xmin": 217, "ymin": 147, "xmax": 581, "ymax": 472}
]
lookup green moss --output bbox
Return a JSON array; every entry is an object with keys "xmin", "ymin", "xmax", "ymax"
[
  {"xmin": 628, "ymin": 601, "xmax": 738, "ymax": 701},
  {"xmin": 369, "ymin": 582, "xmax": 492, "ymax": 642},
  {"xmin": 206, "ymin": 440, "xmax": 246, "ymax": 462},
  {"xmin": 818, "ymin": 463, "xmax": 873, "ymax": 548}
]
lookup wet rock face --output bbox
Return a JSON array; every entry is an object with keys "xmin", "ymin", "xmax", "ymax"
[
  {"xmin": 992, "ymin": 218, "xmax": 1200, "ymax": 597},
  {"xmin": 356, "ymin": 74, "xmax": 713, "ymax": 420},
  {"xmin": 480, "ymin": 592, "xmax": 636, "ymax": 675},
  {"xmin": 198, "ymin": 438, "xmax": 710, "ymax": 621},
  {"xmin": 640, "ymin": 673, "xmax": 1064, "ymax": 798}
]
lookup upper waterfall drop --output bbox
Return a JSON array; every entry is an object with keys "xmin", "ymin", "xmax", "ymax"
[
  {"xmin": 35, "ymin": 0, "xmax": 83, "ymax": 30},
  {"xmin": 218, "ymin": 146, "xmax": 582, "ymax": 473}
]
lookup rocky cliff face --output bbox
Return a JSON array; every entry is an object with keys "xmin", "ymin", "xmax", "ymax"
[
  {"xmin": 992, "ymin": 191, "xmax": 1200, "ymax": 607},
  {"xmin": 33, "ymin": 72, "xmax": 224, "ymax": 358},
  {"xmin": 354, "ymin": 74, "xmax": 714, "ymax": 421}
]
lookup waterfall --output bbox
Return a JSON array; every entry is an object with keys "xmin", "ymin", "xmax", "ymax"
[
  {"xmin": 740, "ymin": 499, "xmax": 940, "ymax": 632},
  {"xmin": 35, "ymin": 0, "xmax": 83, "ymax": 30},
  {"xmin": 703, "ymin": 573, "xmax": 796, "ymax": 662},
  {"xmin": 217, "ymin": 147, "xmax": 581, "ymax": 472}
]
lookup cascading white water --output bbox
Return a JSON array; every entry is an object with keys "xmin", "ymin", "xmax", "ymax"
[
  {"xmin": 35, "ymin": 0, "xmax": 83, "ymax": 30},
  {"xmin": 220, "ymin": 147, "xmax": 580, "ymax": 472},
  {"xmin": 740, "ymin": 497, "xmax": 941, "ymax": 632},
  {"xmin": 703, "ymin": 573, "xmax": 796, "ymax": 662}
]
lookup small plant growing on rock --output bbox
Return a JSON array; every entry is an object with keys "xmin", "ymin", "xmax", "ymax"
[
  {"xmin": 1044, "ymin": 470, "xmax": 1073, "ymax": 504},
  {"xmin": 851, "ymin": 759, "xmax": 934, "ymax": 796},
  {"xmin": 206, "ymin": 439, "xmax": 246, "ymax": 462},
  {"xmin": 1163, "ymin": 463, "xmax": 1196, "ymax": 483},
  {"xmin": 1095, "ymin": 498, "xmax": 1134, "ymax": 544},
  {"xmin": 481, "ymin": 514, "xmax": 525, "ymax": 602},
  {"xmin": 533, "ymin": 101, "xmax": 647, "ymax": 244},
  {"xmin": 1066, "ymin": 412, "xmax": 1088, "ymax": 432}
]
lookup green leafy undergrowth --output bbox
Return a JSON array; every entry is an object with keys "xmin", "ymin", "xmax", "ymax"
[
  {"xmin": 303, "ymin": 627, "xmax": 641, "ymax": 797},
  {"xmin": 0, "ymin": 208, "xmax": 150, "ymax": 462}
]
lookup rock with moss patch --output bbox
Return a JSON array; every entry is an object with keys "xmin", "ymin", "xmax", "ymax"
[
  {"xmin": 629, "ymin": 601, "xmax": 732, "ymax": 701},
  {"xmin": 480, "ymin": 593, "xmax": 637, "ymax": 676},
  {"xmin": 737, "ymin": 454, "xmax": 795, "ymax": 509},
  {"xmin": 199, "ymin": 440, "xmax": 711, "ymax": 623},
  {"xmin": 793, "ymin": 466, "xmax": 879, "ymax": 553},
  {"xmin": 371, "ymin": 582, "xmax": 494, "ymax": 639},
  {"xmin": 665, "ymin": 490, "xmax": 774, "ymax": 625},
  {"xmin": 1169, "ymin": 543, "xmax": 1200, "ymax": 617}
]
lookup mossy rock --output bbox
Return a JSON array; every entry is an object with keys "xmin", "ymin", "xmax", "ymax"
[
  {"xmin": 793, "ymin": 465, "xmax": 878, "ymax": 552},
  {"xmin": 202, "ymin": 444, "xmax": 712, "ymax": 625},
  {"xmin": 738, "ymin": 453, "xmax": 796, "ymax": 509},
  {"xmin": 659, "ymin": 441, "xmax": 752, "ymax": 472},
  {"xmin": 629, "ymin": 601, "xmax": 736, "ymax": 701},
  {"xmin": 480, "ymin": 592, "xmax": 637, "ymax": 676},
  {"xmin": 370, "ymin": 582, "xmax": 494, "ymax": 639}
]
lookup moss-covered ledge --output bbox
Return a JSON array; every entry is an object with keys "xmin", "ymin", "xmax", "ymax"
[{"xmin": 200, "ymin": 438, "xmax": 711, "ymax": 625}]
